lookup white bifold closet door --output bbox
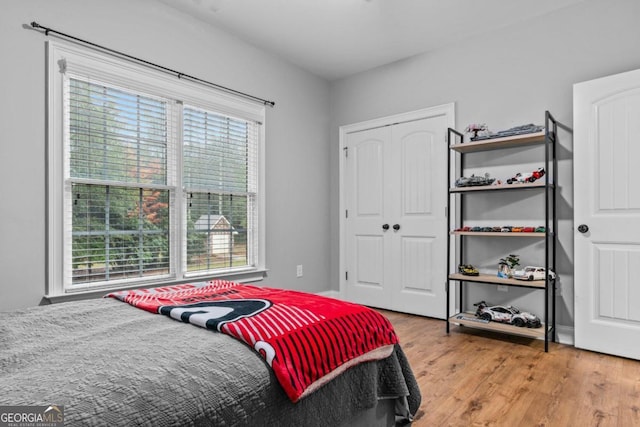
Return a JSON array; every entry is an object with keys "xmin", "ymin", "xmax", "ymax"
[{"xmin": 343, "ymin": 113, "xmax": 448, "ymax": 318}]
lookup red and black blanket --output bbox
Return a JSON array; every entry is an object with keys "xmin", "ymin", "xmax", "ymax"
[{"xmin": 107, "ymin": 280, "xmax": 398, "ymax": 402}]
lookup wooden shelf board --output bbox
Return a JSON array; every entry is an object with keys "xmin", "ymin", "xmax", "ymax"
[
  {"xmin": 451, "ymin": 231, "xmax": 546, "ymax": 238},
  {"xmin": 448, "ymin": 273, "xmax": 546, "ymax": 288},
  {"xmin": 450, "ymin": 131, "xmax": 547, "ymax": 153},
  {"xmin": 450, "ymin": 181, "xmax": 552, "ymax": 193},
  {"xmin": 449, "ymin": 312, "xmax": 546, "ymax": 339}
]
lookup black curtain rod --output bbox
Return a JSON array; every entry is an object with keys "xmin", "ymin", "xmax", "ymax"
[{"xmin": 27, "ymin": 21, "xmax": 275, "ymax": 108}]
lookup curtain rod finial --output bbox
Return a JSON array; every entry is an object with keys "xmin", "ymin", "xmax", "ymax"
[{"xmin": 28, "ymin": 21, "xmax": 49, "ymax": 35}]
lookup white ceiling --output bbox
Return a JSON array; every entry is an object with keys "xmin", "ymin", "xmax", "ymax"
[{"xmin": 159, "ymin": 0, "xmax": 587, "ymax": 81}]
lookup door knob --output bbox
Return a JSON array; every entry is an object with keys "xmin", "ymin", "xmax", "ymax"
[
  {"xmin": 382, "ymin": 224, "xmax": 389, "ymax": 231},
  {"xmin": 393, "ymin": 224, "xmax": 400, "ymax": 231},
  {"xmin": 578, "ymin": 224, "xmax": 589, "ymax": 233}
]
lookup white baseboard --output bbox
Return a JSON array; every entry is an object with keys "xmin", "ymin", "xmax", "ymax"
[
  {"xmin": 316, "ymin": 290, "xmax": 341, "ymax": 299},
  {"xmin": 555, "ymin": 325, "xmax": 574, "ymax": 346}
]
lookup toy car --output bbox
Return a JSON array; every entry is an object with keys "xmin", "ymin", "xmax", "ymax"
[
  {"xmin": 535, "ymin": 226, "xmax": 546, "ymax": 233},
  {"xmin": 458, "ymin": 264, "xmax": 479, "ymax": 276},
  {"xmin": 506, "ymin": 167, "xmax": 545, "ymax": 184},
  {"xmin": 455, "ymin": 173, "xmax": 495, "ymax": 187},
  {"xmin": 501, "ymin": 226, "xmax": 512, "ymax": 232},
  {"xmin": 511, "ymin": 226, "xmax": 523, "ymax": 232},
  {"xmin": 522, "ymin": 226, "xmax": 535, "ymax": 232},
  {"xmin": 474, "ymin": 301, "xmax": 541, "ymax": 328},
  {"xmin": 513, "ymin": 266, "xmax": 556, "ymax": 281},
  {"xmin": 471, "ymin": 124, "xmax": 545, "ymax": 141},
  {"xmin": 465, "ymin": 123, "xmax": 489, "ymax": 140}
]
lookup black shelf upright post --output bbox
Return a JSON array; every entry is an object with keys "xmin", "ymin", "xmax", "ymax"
[
  {"xmin": 446, "ymin": 128, "xmax": 465, "ymax": 334},
  {"xmin": 543, "ymin": 110, "xmax": 559, "ymax": 351}
]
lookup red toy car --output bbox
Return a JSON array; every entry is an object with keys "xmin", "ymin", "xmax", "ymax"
[{"xmin": 507, "ymin": 167, "xmax": 545, "ymax": 184}]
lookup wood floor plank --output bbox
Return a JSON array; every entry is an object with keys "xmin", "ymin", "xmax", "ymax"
[{"xmin": 377, "ymin": 309, "xmax": 640, "ymax": 427}]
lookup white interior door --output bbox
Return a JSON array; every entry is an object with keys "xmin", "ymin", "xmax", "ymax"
[
  {"xmin": 342, "ymin": 108, "xmax": 450, "ymax": 318},
  {"xmin": 343, "ymin": 126, "xmax": 391, "ymax": 308},
  {"xmin": 574, "ymin": 68, "xmax": 640, "ymax": 360},
  {"xmin": 387, "ymin": 118, "xmax": 447, "ymax": 317}
]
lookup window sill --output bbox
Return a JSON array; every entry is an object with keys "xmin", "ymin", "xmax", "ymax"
[{"xmin": 42, "ymin": 268, "xmax": 268, "ymax": 305}]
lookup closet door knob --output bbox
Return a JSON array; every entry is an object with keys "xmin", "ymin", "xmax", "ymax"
[
  {"xmin": 382, "ymin": 224, "xmax": 390, "ymax": 231},
  {"xmin": 393, "ymin": 224, "xmax": 400, "ymax": 231},
  {"xmin": 578, "ymin": 224, "xmax": 589, "ymax": 233}
]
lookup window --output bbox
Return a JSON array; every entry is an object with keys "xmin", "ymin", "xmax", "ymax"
[
  {"xmin": 47, "ymin": 41, "xmax": 265, "ymax": 296},
  {"xmin": 182, "ymin": 107, "xmax": 259, "ymax": 275}
]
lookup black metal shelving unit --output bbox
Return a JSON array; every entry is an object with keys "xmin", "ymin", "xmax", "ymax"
[{"xmin": 445, "ymin": 112, "xmax": 558, "ymax": 352}]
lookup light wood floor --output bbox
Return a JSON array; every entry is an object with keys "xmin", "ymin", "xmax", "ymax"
[{"xmin": 378, "ymin": 309, "xmax": 640, "ymax": 427}]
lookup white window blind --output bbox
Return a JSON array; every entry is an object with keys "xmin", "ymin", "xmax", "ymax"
[
  {"xmin": 68, "ymin": 79, "xmax": 169, "ymax": 185},
  {"xmin": 67, "ymin": 78, "xmax": 175, "ymax": 286},
  {"xmin": 47, "ymin": 41, "xmax": 265, "ymax": 296},
  {"xmin": 182, "ymin": 106, "xmax": 259, "ymax": 275}
]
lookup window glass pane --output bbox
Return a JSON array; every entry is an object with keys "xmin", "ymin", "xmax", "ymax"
[
  {"xmin": 69, "ymin": 79, "xmax": 167, "ymax": 185},
  {"xmin": 186, "ymin": 192, "xmax": 248, "ymax": 273},
  {"xmin": 183, "ymin": 104, "xmax": 257, "ymax": 276},
  {"xmin": 71, "ymin": 183, "xmax": 170, "ymax": 284},
  {"xmin": 183, "ymin": 108, "xmax": 249, "ymax": 192}
]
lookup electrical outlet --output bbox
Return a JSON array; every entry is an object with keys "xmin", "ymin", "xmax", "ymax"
[
  {"xmin": 497, "ymin": 285, "xmax": 508, "ymax": 292},
  {"xmin": 296, "ymin": 265, "xmax": 303, "ymax": 278}
]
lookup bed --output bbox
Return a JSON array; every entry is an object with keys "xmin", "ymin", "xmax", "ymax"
[{"xmin": 0, "ymin": 281, "xmax": 420, "ymax": 426}]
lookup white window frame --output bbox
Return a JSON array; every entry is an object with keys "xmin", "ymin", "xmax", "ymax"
[{"xmin": 46, "ymin": 41, "xmax": 266, "ymax": 297}]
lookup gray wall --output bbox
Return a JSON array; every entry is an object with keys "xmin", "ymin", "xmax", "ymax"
[
  {"xmin": 328, "ymin": 0, "xmax": 640, "ymax": 330},
  {"xmin": 3, "ymin": 0, "xmax": 640, "ymax": 332},
  {"xmin": 0, "ymin": 0, "xmax": 331, "ymax": 310}
]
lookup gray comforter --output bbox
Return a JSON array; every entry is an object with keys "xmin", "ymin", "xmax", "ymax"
[{"xmin": 0, "ymin": 298, "xmax": 420, "ymax": 426}]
